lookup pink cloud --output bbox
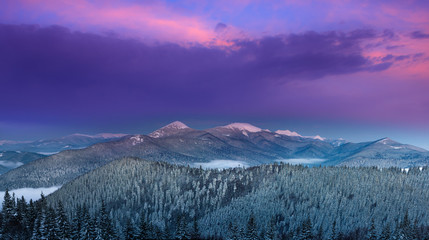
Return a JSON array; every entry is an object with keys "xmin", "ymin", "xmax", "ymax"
[{"xmin": 7, "ymin": 0, "xmax": 224, "ymax": 45}]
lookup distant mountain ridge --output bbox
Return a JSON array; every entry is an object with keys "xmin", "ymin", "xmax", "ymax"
[
  {"xmin": 0, "ymin": 121, "xmax": 427, "ymax": 190},
  {"xmin": 0, "ymin": 133, "xmax": 128, "ymax": 154},
  {"xmin": 0, "ymin": 151, "xmax": 45, "ymax": 175}
]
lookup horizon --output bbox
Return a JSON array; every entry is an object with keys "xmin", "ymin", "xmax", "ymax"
[
  {"xmin": 1, "ymin": 1, "xmax": 428, "ymax": 151},
  {"xmin": 1, "ymin": 120, "xmax": 428, "ymax": 151}
]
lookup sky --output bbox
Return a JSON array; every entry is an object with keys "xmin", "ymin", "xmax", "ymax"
[{"xmin": 0, "ymin": 0, "xmax": 429, "ymax": 149}]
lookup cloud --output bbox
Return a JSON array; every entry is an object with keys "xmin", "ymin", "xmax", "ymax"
[
  {"xmin": 0, "ymin": 24, "xmax": 395, "ymax": 121},
  {"xmin": 215, "ymin": 23, "xmax": 228, "ymax": 33},
  {"xmin": 3, "ymin": 0, "xmax": 219, "ymax": 45},
  {"xmin": 411, "ymin": 31, "xmax": 429, "ymax": 39}
]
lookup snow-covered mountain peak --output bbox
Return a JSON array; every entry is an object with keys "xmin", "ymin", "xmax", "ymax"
[
  {"xmin": 275, "ymin": 130, "xmax": 302, "ymax": 137},
  {"xmin": 222, "ymin": 123, "xmax": 262, "ymax": 133},
  {"xmin": 312, "ymin": 135, "xmax": 326, "ymax": 141},
  {"xmin": 149, "ymin": 121, "xmax": 190, "ymax": 138},
  {"xmin": 163, "ymin": 121, "xmax": 189, "ymax": 130},
  {"xmin": 376, "ymin": 137, "xmax": 396, "ymax": 145}
]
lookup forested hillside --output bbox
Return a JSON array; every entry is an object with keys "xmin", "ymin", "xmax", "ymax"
[{"xmin": 25, "ymin": 158, "xmax": 428, "ymax": 239}]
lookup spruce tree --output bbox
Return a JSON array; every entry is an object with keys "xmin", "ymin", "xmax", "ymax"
[
  {"xmin": 299, "ymin": 217, "xmax": 313, "ymax": 240},
  {"xmin": 366, "ymin": 219, "xmax": 377, "ymax": 240},
  {"xmin": 329, "ymin": 220, "xmax": 337, "ymax": 240},
  {"xmin": 265, "ymin": 217, "xmax": 276, "ymax": 240},
  {"xmin": 99, "ymin": 200, "xmax": 115, "ymax": 239},
  {"xmin": 246, "ymin": 212, "xmax": 258, "ymax": 240},
  {"xmin": 1, "ymin": 189, "xmax": 15, "ymax": 236},
  {"xmin": 124, "ymin": 219, "xmax": 136, "ymax": 240},
  {"xmin": 228, "ymin": 222, "xmax": 240, "ymax": 240},
  {"xmin": 138, "ymin": 211, "xmax": 150, "ymax": 239},
  {"xmin": 55, "ymin": 201, "xmax": 70, "ymax": 239},
  {"xmin": 190, "ymin": 216, "xmax": 200, "ymax": 240},
  {"xmin": 379, "ymin": 224, "xmax": 391, "ymax": 240},
  {"xmin": 45, "ymin": 207, "xmax": 57, "ymax": 240}
]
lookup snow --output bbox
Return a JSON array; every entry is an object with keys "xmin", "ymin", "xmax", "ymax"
[
  {"xmin": 311, "ymin": 135, "xmax": 326, "ymax": 141},
  {"xmin": 149, "ymin": 121, "xmax": 190, "ymax": 138},
  {"xmin": 0, "ymin": 160, "xmax": 24, "ymax": 168},
  {"xmin": 37, "ymin": 151, "xmax": 59, "ymax": 155},
  {"xmin": 94, "ymin": 133, "xmax": 128, "ymax": 139},
  {"xmin": 0, "ymin": 186, "xmax": 60, "ymax": 208},
  {"xmin": 378, "ymin": 138, "xmax": 393, "ymax": 144},
  {"xmin": 391, "ymin": 146, "xmax": 403, "ymax": 150},
  {"xmin": 275, "ymin": 158, "xmax": 326, "ymax": 165},
  {"xmin": 130, "ymin": 135, "xmax": 144, "ymax": 145},
  {"xmin": 223, "ymin": 123, "xmax": 262, "ymax": 133},
  {"xmin": 275, "ymin": 130, "xmax": 325, "ymax": 141},
  {"xmin": 275, "ymin": 130, "xmax": 302, "ymax": 137},
  {"xmin": 69, "ymin": 133, "xmax": 127, "ymax": 139},
  {"xmin": 192, "ymin": 160, "xmax": 249, "ymax": 169},
  {"xmin": 165, "ymin": 121, "xmax": 189, "ymax": 129},
  {"xmin": 0, "ymin": 153, "xmax": 3, "ymax": 157}
]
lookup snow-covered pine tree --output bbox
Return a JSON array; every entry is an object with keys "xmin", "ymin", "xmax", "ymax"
[
  {"xmin": 379, "ymin": 224, "xmax": 391, "ymax": 240},
  {"xmin": 55, "ymin": 201, "xmax": 70, "ymax": 239},
  {"xmin": 1, "ymin": 189, "xmax": 14, "ymax": 235},
  {"xmin": 246, "ymin": 212, "xmax": 258, "ymax": 240},
  {"xmin": 227, "ymin": 222, "xmax": 240, "ymax": 240},
  {"xmin": 138, "ymin": 210, "xmax": 150, "ymax": 239},
  {"xmin": 298, "ymin": 217, "xmax": 313, "ymax": 240},
  {"xmin": 124, "ymin": 219, "xmax": 136, "ymax": 240},
  {"xmin": 366, "ymin": 218, "xmax": 377, "ymax": 240},
  {"xmin": 99, "ymin": 200, "xmax": 115, "ymax": 239},
  {"xmin": 190, "ymin": 216, "xmax": 200, "ymax": 240}
]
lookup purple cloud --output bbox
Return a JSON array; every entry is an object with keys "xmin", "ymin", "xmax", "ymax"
[
  {"xmin": 0, "ymin": 24, "xmax": 391, "ymax": 122},
  {"xmin": 411, "ymin": 31, "xmax": 429, "ymax": 39}
]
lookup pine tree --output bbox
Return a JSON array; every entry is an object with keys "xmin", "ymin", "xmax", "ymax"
[
  {"xmin": 88, "ymin": 216, "xmax": 97, "ymax": 240},
  {"xmin": 299, "ymin": 217, "xmax": 313, "ymax": 240},
  {"xmin": 246, "ymin": 212, "xmax": 258, "ymax": 240},
  {"xmin": 190, "ymin": 216, "xmax": 200, "ymax": 240},
  {"xmin": 34, "ymin": 208, "xmax": 48, "ymax": 240},
  {"xmin": 366, "ymin": 219, "xmax": 377, "ymax": 240},
  {"xmin": 71, "ymin": 205, "xmax": 82, "ymax": 239},
  {"xmin": 27, "ymin": 200, "xmax": 37, "ymax": 234},
  {"xmin": 329, "ymin": 220, "xmax": 337, "ymax": 240},
  {"xmin": 265, "ymin": 217, "xmax": 276, "ymax": 240},
  {"xmin": 31, "ymin": 214, "xmax": 42, "ymax": 240},
  {"xmin": 228, "ymin": 222, "xmax": 240, "ymax": 240},
  {"xmin": 46, "ymin": 207, "xmax": 57, "ymax": 240},
  {"xmin": 99, "ymin": 200, "xmax": 115, "ymax": 239},
  {"xmin": 138, "ymin": 211, "xmax": 150, "ymax": 239},
  {"xmin": 124, "ymin": 219, "xmax": 136, "ymax": 240},
  {"xmin": 398, "ymin": 210, "xmax": 413, "ymax": 240},
  {"xmin": 55, "ymin": 201, "xmax": 70, "ymax": 239},
  {"xmin": 379, "ymin": 224, "xmax": 391, "ymax": 240},
  {"xmin": 175, "ymin": 213, "xmax": 186, "ymax": 239},
  {"xmin": 1, "ymin": 189, "xmax": 15, "ymax": 236}
]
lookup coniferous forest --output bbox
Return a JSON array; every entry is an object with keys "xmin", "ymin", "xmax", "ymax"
[{"xmin": 2, "ymin": 157, "xmax": 429, "ymax": 239}]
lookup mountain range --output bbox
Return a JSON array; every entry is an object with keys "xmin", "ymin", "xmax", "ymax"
[
  {"xmin": 0, "ymin": 121, "xmax": 427, "ymax": 190},
  {"xmin": 0, "ymin": 151, "xmax": 45, "ymax": 175},
  {"xmin": 0, "ymin": 133, "xmax": 128, "ymax": 154}
]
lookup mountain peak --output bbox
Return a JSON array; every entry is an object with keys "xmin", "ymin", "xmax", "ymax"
[
  {"xmin": 312, "ymin": 135, "xmax": 326, "ymax": 141},
  {"xmin": 275, "ymin": 129, "xmax": 302, "ymax": 137},
  {"xmin": 376, "ymin": 137, "xmax": 396, "ymax": 144},
  {"xmin": 223, "ymin": 123, "xmax": 262, "ymax": 133},
  {"xmin": 164, "ymin": 121, "xmax": 189, "ymax": 129},
  {"xmin": 149, "ymin": 121, "xmax": 190, "ymax": 138}
]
